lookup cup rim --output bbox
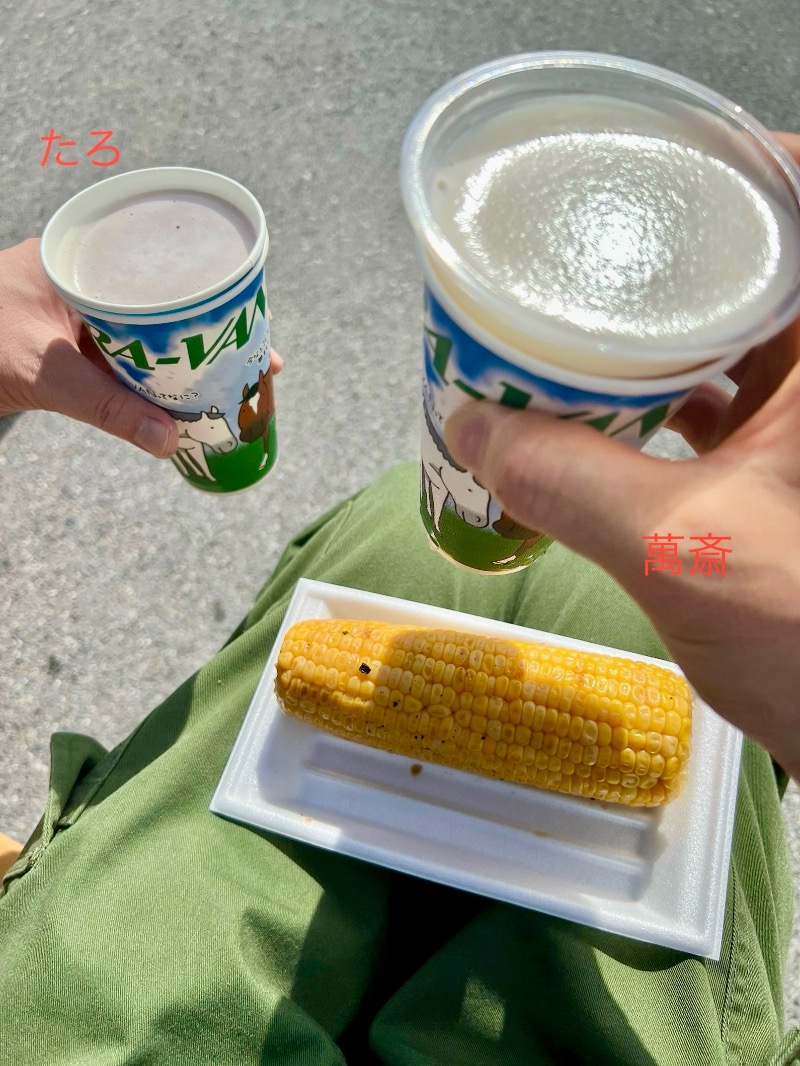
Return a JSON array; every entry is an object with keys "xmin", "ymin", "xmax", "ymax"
[
  {"xmin": 40, "ymin": 166, "xmax": 268, "ymax": 316},
  {"xmin": 423, "ymin": 252, "xmax": 746, "ymax": 397},
  {"xmin": 400, "ymin": 51, "xmax": 800, "ymax": 368}
]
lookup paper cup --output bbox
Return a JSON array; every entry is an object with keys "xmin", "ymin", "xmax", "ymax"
[
  {"xmin": 41, "ymin": 167, "xmax": 276, "ymax": 494},
  {"xmin": 401, "ymin": 52, "xmax": 800, "ymax": 573}
]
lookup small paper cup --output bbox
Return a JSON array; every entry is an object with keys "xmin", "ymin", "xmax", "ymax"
[
  {"xmin": 401, "ymin": 52, "xmax": 800, "ymax": 573},
  {"xmin": 41, "ymin": 166, "xmax": 276, "ymax": 494}
]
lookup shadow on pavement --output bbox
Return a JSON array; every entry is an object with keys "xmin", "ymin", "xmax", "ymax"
[{"xmin": 0, "ymin": 414, "xmax": 20, "ymax": 444}]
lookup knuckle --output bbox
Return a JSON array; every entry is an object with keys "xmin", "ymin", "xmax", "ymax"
[
  {"xmin": 92, "ymin": 390, "xmax": 129, "ymax": 435},
  {"xmin": 492, "ymin": 443, "xmax": 533, "ymax": 508},
  {"xmin": 488, "ymin": 413, "xmax": 549, "ymax": 517},
  {"xmin": 487, "ymin": 409, "xmax": 575, "ymax": 531}
]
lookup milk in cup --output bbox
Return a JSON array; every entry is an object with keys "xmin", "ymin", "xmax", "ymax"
[{"xmin": 57, "ymin": 191, "xmax": 257, "ymax": 306}]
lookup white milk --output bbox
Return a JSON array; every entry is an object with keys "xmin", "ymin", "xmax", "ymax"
[
  {"xmin": 57, "ymin": 191, "xmax": 256, "ymax": 306},
  {"xmin": 430, "ymin": 95, "xmax": 796, "ymax": 345}
]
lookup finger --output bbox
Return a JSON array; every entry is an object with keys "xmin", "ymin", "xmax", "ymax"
[
  {"xmin": 38, "ymin": 337, "xmax": 178, "ymax": 458},
  {"xmin": 726, "ymin": 328, "xmax": 799, "ymax": 395},
  {"xmin": 267, "ymin": 310, "xmax": 280, "ymax": 369},
  {"xmin": 724, "ymin": 349, "xmax": 755, "ymax": 388},
  {"xmin": 77, "ymin": 324, "xmax": 117, "ymax": 376},
  {"xmin": 773, "ymin": 131, "xmax": 800, "ymax": 167},
  {"xmin": 444, "ymin": 402, "xmax": 680, "ymax": 576},
  {"xmin": 665, "ymin": 381, "xmax": 731, "ymax": 453},
  {"xmin": 687, "ymin": 319, "xmax": 800, "ymax": 452},
  {"xmin": 717, "ymin": 319, "xmax": 800, "ymax": 445}
]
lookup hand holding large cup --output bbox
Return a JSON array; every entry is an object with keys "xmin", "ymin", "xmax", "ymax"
[{"xmin": 401, "ymin": 53, "xmax": 800, "ymax": 573}]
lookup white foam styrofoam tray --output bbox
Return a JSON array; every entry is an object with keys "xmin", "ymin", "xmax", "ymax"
[{"xmin": 211, "ymin": 579, "xmax": 742, "ymax": 958}]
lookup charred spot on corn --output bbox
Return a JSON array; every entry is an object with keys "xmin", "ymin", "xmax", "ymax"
[{"xmin": 274, "ymin": 618, "xmax": 693, "ymax": 807}]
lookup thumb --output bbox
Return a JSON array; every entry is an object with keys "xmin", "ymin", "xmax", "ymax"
[
  {"xmin": 445, "ymin": 402, "xmax": 678, "ymax": 578},
  {"xmin": 40, "ymin": 338, "xmax": 178, "ymax": 458}
]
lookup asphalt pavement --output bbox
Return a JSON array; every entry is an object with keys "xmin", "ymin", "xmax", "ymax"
[{"xmin": 1, "ymin": 0, "xmax": 798, "ymax": 1031}]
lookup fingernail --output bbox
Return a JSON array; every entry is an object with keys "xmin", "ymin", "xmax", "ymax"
[
  {"xmin": 134, "ymin": 418, "xmax": 173, "ymax": 458},
  {"xmin": 447, "ymin": 408, "xmax": 489, "ymax": 468}
]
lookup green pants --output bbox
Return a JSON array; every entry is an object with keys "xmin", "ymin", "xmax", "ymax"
[{"xmin": 1, "ymin": 464, "xmax": 797, "ymax": 1065}]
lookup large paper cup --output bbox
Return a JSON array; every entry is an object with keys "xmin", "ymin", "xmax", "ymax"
[
  {"xmin": 401, "ymin": 52, "xmax": 800, "ymax": 573},
  {"xmin": 41, "ymin": 167, "xmax": 276, "ymax": 494}
]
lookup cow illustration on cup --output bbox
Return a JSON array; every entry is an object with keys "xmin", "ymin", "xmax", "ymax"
[
  {"xmin": 421, "ymin": 369, "xmax": 546, "ymax": 568},
  {"xmin": 172, "ymin": 407, "xmax": 237, "ymax": 482}
]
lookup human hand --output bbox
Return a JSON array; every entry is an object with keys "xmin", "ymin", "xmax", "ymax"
[
  {"xmin": 0, "ymin": 238, "xmax": 283, "ymax": 457},
  {"xmin": 445, "ymin": 133, "xmax": 800, "ymax": 779}
]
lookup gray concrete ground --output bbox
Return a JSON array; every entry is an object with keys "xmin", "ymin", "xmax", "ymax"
[{"xmin": 1, "ymin": 0, "xmax": 798, "ymax": 1034}]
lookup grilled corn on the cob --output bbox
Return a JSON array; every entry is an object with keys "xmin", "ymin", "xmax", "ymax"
[{"xmin": 275, "ymin": 618, "xmax": 692, "ymax": 806}]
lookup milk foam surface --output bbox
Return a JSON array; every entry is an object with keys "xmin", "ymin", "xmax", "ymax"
[
  {"xmin": 431, "ymin": 101, "xmax": 793, "ymax": 340},
  {"xmin": 58, "ymin": 192, "xmax": 256, "ymax": 306}
]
